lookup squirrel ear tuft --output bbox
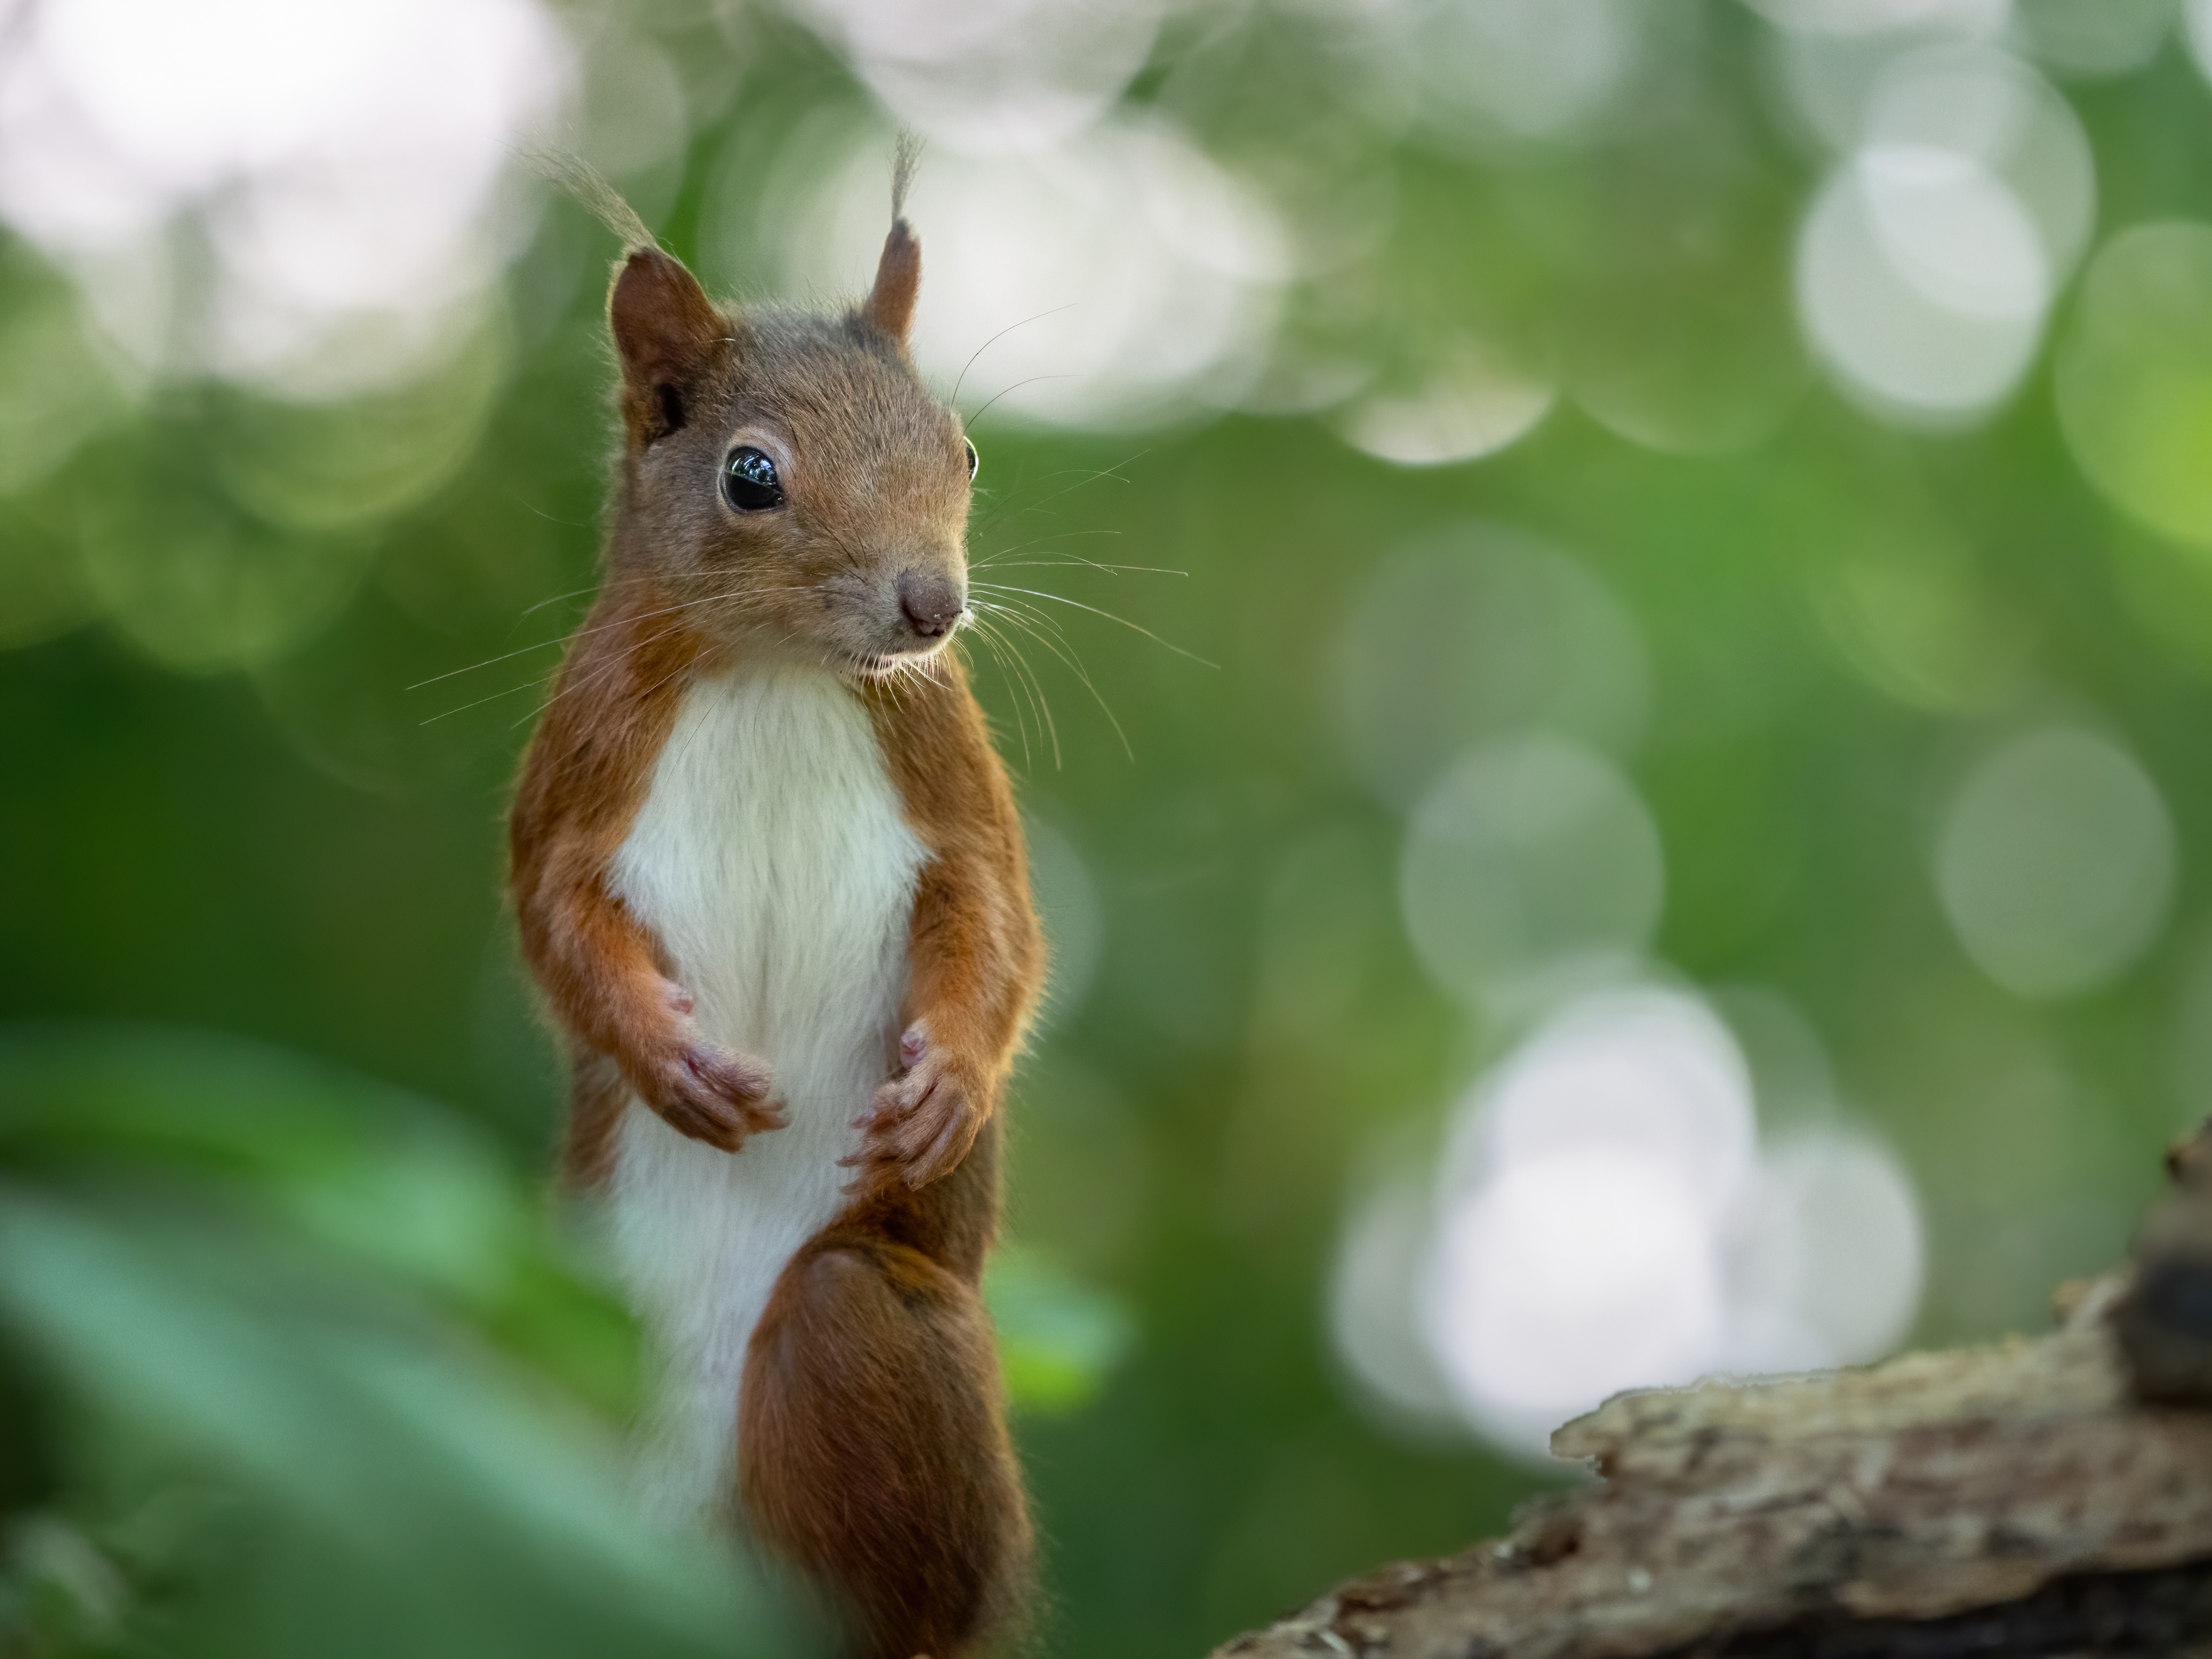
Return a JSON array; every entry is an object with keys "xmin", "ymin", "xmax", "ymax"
[
  {"xmin": 608, "ymin": 248, "xmax": 726, "ymax": 441},
  {"xmin": 862, "ymin": 219, "xmax": 920, "ymax": 347}
]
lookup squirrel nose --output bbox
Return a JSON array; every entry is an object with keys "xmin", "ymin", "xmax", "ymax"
[{"xmin": 897, "ymin": 571, "xmax": 965, "ymax": 640}]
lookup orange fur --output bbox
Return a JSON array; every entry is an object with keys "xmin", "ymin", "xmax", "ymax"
[
  {"xmin": 841, "ymin": 661, "xmax": 1042, "ymax": 1191},
  {"xmin": 738, "ymin": 654, "xmax": 1039, "ymax": 1656},
  {"xmin": 864, "ymin": 220, "xmax": 922, "ymax": 347},
  {"xmin": 508, "ymin": 186, "xmax": 1042, "ymax": 1657},
  {"xmin": 741, "ymin": 1117, "xmax": 1028, "ymax": 1659}
]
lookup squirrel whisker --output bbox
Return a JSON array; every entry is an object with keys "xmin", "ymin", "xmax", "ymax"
[
  {"xmin": 969, "ymin": 634, "xmax": 1033, "ymax": 768},
  {"xmin": 962, "ymin": 373, "xmax": 1077, "ymax": 428},
  {"xmin": 416, "ymin": 675, "xmax": 554, "ymax": 726},
  {"xmin": 421, "ymin": 609, "xmax": 686, "ymax": 727},
  {"xmin": 969, "ymin": 582, "xmax": 1215, "ymax": 669},
  {"xmin": 966, "ymin": 613, "xmax": 1057, "ymax": 770},
  {"xmin": 529, "ymin": 583, "xmax": 834, "ymax": 730},
  {"xmin": 970, "ymin": 598, "xmax": 1129, "ymax": 763},
  {"xmin": 968, "ymin": 528, "xmax": 1127, "ymax": 568},
  {"xmin": 962, "ymin": 454, "xmax": 1148, "ymax": 552},
  {"xmin": 508, "ymin": 617, "xmax": 696, "ymax": 730},
  {"xmin": 992, "ymin": 605, "xmax": 1124, "ymax": 763},
  {"xmin": 515, "ymin": 582, "xmax": 611, "ymax": 620},
  {"xmin": 409, "ymin": 578, "xmax": 808, "ymax": 691},
  {"xmin": 950, "ymin": 304, "xmax": 1076, "ymax": 409}
]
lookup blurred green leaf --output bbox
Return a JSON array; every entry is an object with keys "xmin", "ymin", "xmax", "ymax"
[
  {"xmin": 0, "ymin": 1025, "xmax": 803, "ymax": 1659},
  {"xmin": 986, "ymin": 1244, "xmax": 1134, "ymax": 1417}
]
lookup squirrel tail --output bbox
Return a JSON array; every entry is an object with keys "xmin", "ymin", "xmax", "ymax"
[{"xmin": 739, "ymin": 1221, "xmax": 1031, "ymax": 1659}]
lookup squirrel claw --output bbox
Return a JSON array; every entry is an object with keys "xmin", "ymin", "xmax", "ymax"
[
  {"xmin": 842, "ymin": 1023, "xmax": 983, "ymax": 1190},
  {"xmin": 635, "ymin": 1035, "xmax": 781, "ymax": 1154}
]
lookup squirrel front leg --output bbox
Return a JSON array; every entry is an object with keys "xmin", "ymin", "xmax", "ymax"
[
  {"xmin": 510, "ymin": 617, "xmax": 784, "ymax": 1158},
  {"xmin": 845, "ymin": 851, "xmax": 1036, "ymax": 1190},
  {"xmin": 516, "ymin": 848, "xmax": 783, "ymax": 1153}
]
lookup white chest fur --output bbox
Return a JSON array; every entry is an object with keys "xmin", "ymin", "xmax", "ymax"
[{"xmin": 602, "ymin": 662, "xmax": 926, "ymax": 1519}]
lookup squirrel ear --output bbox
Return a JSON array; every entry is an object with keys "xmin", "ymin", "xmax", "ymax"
[
  {"xmin": 862, "ymin": 219, "xmax": 920, "ymax": 346},
  {"xmin": 608, "ymin": 247, "xmax": 726, "ymax": 441}
]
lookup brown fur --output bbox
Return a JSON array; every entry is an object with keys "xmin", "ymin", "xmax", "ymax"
[
  {"xmin": 740, "ymin": 1115, "xmax": 1028, "ymax": 1658},
  {"xmin": 508, "ymin": 192, "xmax": 1041, "ymax": 1659},
  {"xmin": 864, "ymin": 221, "xmax": 922, "ymax": 346}
]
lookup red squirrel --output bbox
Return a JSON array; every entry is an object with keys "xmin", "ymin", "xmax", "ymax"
[{"xmin": 507, "ymin": 156, "xmax": 1044, "ymax": 1658}]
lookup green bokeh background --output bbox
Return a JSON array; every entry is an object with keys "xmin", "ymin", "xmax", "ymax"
[{"xmin": 8, "ymin": 2, "xmax": 2212, "ymax": 1654}]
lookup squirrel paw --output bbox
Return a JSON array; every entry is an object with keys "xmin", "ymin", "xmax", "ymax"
[
  {"xmin": 842, "ymin": 1022, "xmax": 983, "ymax": 1190},
  {"xmin": 632, "ymin": 1024, "xmax": 783, "ymax": 1153}
]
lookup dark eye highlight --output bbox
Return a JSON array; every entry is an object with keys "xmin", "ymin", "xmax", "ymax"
[
  {"xmin": 722, "ymin": 446, "xmax": 784, "ymax": 512},
  {"xmin": 963, "ymin": 439, "xmax": 979, "ymax": 481}
]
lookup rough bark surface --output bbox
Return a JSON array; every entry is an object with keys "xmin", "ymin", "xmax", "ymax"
[{"xmin": 1210, "ymin": 1120, "xmax": 2212, "ymax": 1659}]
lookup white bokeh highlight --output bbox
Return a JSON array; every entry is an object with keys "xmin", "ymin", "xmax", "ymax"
[
  {"xmin": 1330, "ymin": 1170, "xmax": 1465, "ymax": 1429},
  {"xmin": 1792, "ymin": 46, "xmax": 2092, "ymax": 424},
  {"xmin": 1334, "ymin": 987, "xmax": 1925, "ymax": 1458},
  {"xmin": 790, "ymin": 0, "xmax": 1164, "ymax": 157},
  {"xmin": 1749, "ymin": 0, "xmax": 2006, "ymax": 35},
  {"xmin": 2012, "ymin": 0, "xmax": 2174, "ymax": 80},
  {"xmin": 2187, "ymin": 0, "xmax": 2212, "ymax": 84},
  {"xmin": 1729, "ymin": 1129, "xmax": 1925, "ymax": 1367},
  {"xmin": 1422, "ymin": 1145, "xmax": 1728, "ymax": 1446},
  {"xmin": 1370, "ymin": 0, "xmax": 1645, "ymax": 146},
  {"xmin": 1768, "ymin": 3, "xmax": 2009, "ymax": 157},
  {"xmin": 0, "ymin": 0, "xmax": 570, "ymax": 397},
  {"xmin": 1334, "ymin": 345, "xmax": 1555, "ymax": 467},
  {"xmin": 1797, "ymin": 145, "xmax": 2046, "ymax": 417},
  {"xmin": 1933, "ymin": 726, "xmax": 2177, "ymax": 1000},
  {"xmin": 1399, "ymin": 737, "xmax": 1665, "ymax": 1010},
  {"xmin": 1332, "ymin": 527, "xmax": 1649, "ymax": 807},
  {"xmin": 790, "ymin": 119, "xmax": 1287, "ymax": 430}
]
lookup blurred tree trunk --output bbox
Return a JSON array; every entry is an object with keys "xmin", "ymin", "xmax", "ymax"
[{"xmin": 1210, "ymin": 1133, "xmax": 2212, "ymax": 1659}]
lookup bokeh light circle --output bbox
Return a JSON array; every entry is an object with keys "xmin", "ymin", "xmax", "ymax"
[
  {"xmin": 1333, "ymin": 526, "xmax": 1648, "ymax": 807},
  {"xmin": 1379, "ymin": 0, "xmax": 1644, "ymax": 147},
  {"xmin": 790, "ymin": 0, "xmax": 1163, "ymax": 157},
  {"xmin": 1933, "ymin": 726, "xmax": 2177, "ymax": 1000},
  {"xmin": 1865, "ymin": 45, "xmax": 2095, "ymax": 272},
  {"xmin": 1334, "ymin": 346, "xmax": 1554, "ymax": 467},
  {"xmin": 1422, "ymin": 1148, "xmax": 1727, "ymax": 1438},
  {"xmin": 0, "ymin": 0, "xmax": 569, "ymax": 397},
  {"xmin": 1791, "ymin": 46, "xmax": 2090, "ymax": 425},
  {"xmin": 1748, "ymin": 0, "xmax": 2007, "ymax": 35},
  {"xmin": 1361, "ymin": 983, "xmax": 1926, "ymax": 1459},
  {"xmin": 1454, "ymin": 987, "xmax": 1758, "ymax": 1206},
  {"xmin": 1797, "ymin": 146, "xmax": 2048, "ymax": 420},
  {"xmin": 2057, "ymin": 221, "xmax": 2212, "ymax": 547},
  {"xmin": 1731, "ymin": 1129, "xmax": 1924, "ymax": 1364},
  {"xmin": 1330, "ymin": 1172, "xmax": 1462, "ymax": 1432},
  {"xmin": 1399, "ymin": 737, "xmax": 1665, "ymax": 1007},
  {"xmin": 2012, "ymin": 0, "xmax": 2174, "ymax": 80},
  {"xmin": 2187, "ymin": 0, "xmax": 2212, "ymax": 82},
  {"xmin": 788, "ymin": 117, "xmax": 1286, "ymax": 430}
]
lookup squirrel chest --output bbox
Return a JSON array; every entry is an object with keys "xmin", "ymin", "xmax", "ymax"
[{"xmin": 601, "ymin": 660, "xmax": 927, "ymax": 1512}]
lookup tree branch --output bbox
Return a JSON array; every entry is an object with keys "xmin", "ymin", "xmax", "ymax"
[{"xmin": 1211, "ymin": 1128, "xmax": 2212, "ymax": 1659}]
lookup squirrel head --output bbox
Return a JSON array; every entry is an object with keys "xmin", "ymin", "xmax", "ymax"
[{"xmin": 601, "ymin": 201, "xmax": 973, "ymax": 679}]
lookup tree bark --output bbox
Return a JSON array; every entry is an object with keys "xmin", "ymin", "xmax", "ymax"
[{"xmin": 1210, "ymin": 1130, "xmax": 2212, "ymax": 1659}]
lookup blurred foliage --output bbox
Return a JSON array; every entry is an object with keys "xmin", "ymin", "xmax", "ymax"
[
  {"xmin": 0, "ymin": 1026, "xmax": 800, "ymax": 1658},
  {"xmin": 8, "ymin": 1, "xmax": 2212, "ymax": 1655},
  {"xmin": 984, "ymin": 1247, "xmax": 1136, "ymax": 1418}
]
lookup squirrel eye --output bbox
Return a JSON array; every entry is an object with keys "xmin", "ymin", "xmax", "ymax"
[
  {"xmin": 721, "ymin": 446, "xmax": 784, "ymax": 512},
  {"xmin": 963, "ymin": 439, "xmax": 979, "ymax": 481}
]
